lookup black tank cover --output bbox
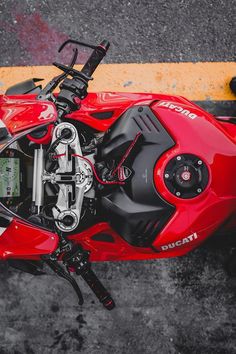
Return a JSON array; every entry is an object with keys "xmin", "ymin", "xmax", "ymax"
[{"xmin": 100, "ymin": 105, "xmax": 175, "ymax": 247}]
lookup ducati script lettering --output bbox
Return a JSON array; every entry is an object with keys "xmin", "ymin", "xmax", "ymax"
[
  {"xmin": 158, "ymin": 101, "xmax": 197, "ymax": 120},
  {"xmin": 160, "ymin": 232, "xmax": 198, "ymax": 251}
]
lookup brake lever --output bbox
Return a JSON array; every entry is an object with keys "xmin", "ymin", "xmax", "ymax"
[
  {"xmin": 37, "ymin": 48, "xmax": 79, "ymax": 100},
  {"xmin": 52, "ymin": 62, "xmax": 93, "ymax": 82}
]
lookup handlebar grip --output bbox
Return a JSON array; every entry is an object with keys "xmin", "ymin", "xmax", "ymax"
[
  {"xmin": 80, "ymin": 267, "xmax": 115, "ymax": 310},
  {"xmin": 81, "ymin": 40, "xmax": 110, "ymax": 77}
]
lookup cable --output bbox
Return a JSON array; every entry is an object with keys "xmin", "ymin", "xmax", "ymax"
[
  {"xmin": 72, "ymin": 154, "xmax": 125, "ymax": 185},
  {"xmin": 111, "ymin": 132, "xmax": 142, "ymax": 176},
  {"xmin": 40, "ymin": 204, "xmax": 61, "ymax": 223},
  {"xmin": 52, "ymin": 151, "xmax": 124, "ymax": 185},
  {"xmin": 45, "ymin": 129, "xmax": 69, "ymax": 159}
]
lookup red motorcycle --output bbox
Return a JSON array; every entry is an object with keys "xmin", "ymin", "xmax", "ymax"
[{"xmin": 0, "ymin": 39, "xmax": 235, "ymax": 310}]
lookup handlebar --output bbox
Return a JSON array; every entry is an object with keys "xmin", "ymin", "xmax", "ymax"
[
  {"xmin": 55, "ymin": 39, "xmax": 110, "ymax": 117},
  {"xmin": 81, "ymin": 40, "xmax": 110, "ymax": 77},
  {"xmin": 80, "ymin": 267, "xmax": 115, "ymax": 310}
]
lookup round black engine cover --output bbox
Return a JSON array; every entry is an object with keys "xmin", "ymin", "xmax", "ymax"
[{"xmin": 164, "ymin": 154, "xmax": 209, "ymax": 199}]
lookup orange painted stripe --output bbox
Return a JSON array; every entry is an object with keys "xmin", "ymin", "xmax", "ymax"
[{"xmin": 0, "ymin": 62, "xmax": 235, "ymax": 100}]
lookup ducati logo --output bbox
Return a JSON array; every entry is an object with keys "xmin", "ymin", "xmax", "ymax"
[
  {"xmin": 157, "ymin": 101, "xmax": 197, "ymax": 120},
  {"xmin": 160, "ymin": 232, "xmax": 198, "ymax": 251},
  {"xmin": 118, "ymin": 166, "xmax": 132, "ymax": 181}
]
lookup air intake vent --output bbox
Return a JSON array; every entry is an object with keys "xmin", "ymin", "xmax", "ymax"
[
  {"xmin": 134, "ymin": 219, "xmax": 161, "ymax": 246},
  {"xmin": 132, "ymin": 111, "xmax": 160, "ymax": 134}
]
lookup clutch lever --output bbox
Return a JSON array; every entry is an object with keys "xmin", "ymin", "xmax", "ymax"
[
  {"xmin": 63, "ymin": 245, "xmax": 115, "ymax": 310},
  {"xmin": 52, "ymin": 62, "xmax": 93, "ymax": 82},
  {"xmin": 45, "ymin": 258, "xmax": 84, "ymax": 305}
]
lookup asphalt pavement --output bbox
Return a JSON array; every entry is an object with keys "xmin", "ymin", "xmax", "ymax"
[{"xmin": 0, "ymin": 0, "xmax": 235, "ymax": 66}]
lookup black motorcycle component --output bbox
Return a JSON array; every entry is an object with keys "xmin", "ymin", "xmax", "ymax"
[
  {"xmin": 0, "ymin": 127, "xmax": 10, "ymax": 142},
  {"xmin": 58, "ymin": 39, "xmax": 97, "ymax": 52},
  {"xmin": 63, "ymin": 245, "xmax": 115, "ymax": 310},
  {"xmin": 81, "ymin": 267, "xmax": 115, "ymax": 310},
  {"xmin": 37, "ymin": 48, "xmax": 79, "ymax": 102},
  {"xmin": 229, "ymin": 77, "xmax": 236, "ymax": 95},
  {"xmin": 0, "ymin": 214, "xmax": 12, "ymax": 227},
  {"xmin": 57, "ymin": 38, "xmax": 109, "ymax": 77},
  {"xmin": 8, "ymin": 259, "xmax": 45, "ymax": 276},
  {"xmin": 6, "ymin": 78, "xmax": 43, "ymax": 95},
  {"xmin": 164, "ymin": 154, "xmax": 209, "ymax": 198},
  {"xmin": 81, "ymin": 40, "xmax": 110, "ymax": 77},
  {"xmin": 29, "ymin": 126, "xmax": 49, "ymax": 139},
  {"xmin": 55, "ymin": 40, "xmax": 109, "ymax": 116},
  {"xmin": 100, "ymin": 105, "xmax": 175, "ymax": 247},
  {"xmin": 45, "ymin": 258, "xmax": 84, "ymax": 305}
]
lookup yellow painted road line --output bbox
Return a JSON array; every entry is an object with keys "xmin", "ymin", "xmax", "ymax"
[{"xmin": 0, "ymin": 62, "xmax": 235, "ymax": 100}]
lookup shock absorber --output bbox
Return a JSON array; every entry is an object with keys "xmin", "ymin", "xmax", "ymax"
[{"xmin": 32, "ymin": 144, "xmax": 45, "ymax": 214}]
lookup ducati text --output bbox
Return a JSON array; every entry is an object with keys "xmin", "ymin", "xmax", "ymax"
[
  {"xmin": 158, "ymin": 101, "xmax": 197, "ymax": 120},
  {"xmin": 160, "ymin": 232, "xmax": 198, "ymax": 251}
]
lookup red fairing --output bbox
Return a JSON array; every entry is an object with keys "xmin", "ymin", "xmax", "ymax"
[
  {"xmin": 0, "ymin": 95, "xmax": 57, "ymax": 134},
  {"xmin": 67, "ymin": 95, "xmax": 236, "ymax": 261},
  {"xmin": 0, "ymin": 219, "xmax": 59, "ymax": 260},
  {"xmin": 0, "ymin": 92, "xmax": 235, "ymax": 262},
  {"xmin": 151, "ymin": 99, "xmax": 236, "ymax": 255},
  {"xmin": 216, "ymin": 117, "xmax": 236, "ymax": 140},
  {"xmin": 66, "ymin": 92, "xmax": 185, "ymax": 131},
  {"xmin": 68, "ymin": 222, "xmax": 159, "ymax": 262}
]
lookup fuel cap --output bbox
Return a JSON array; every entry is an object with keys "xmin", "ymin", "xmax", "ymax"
[
  {"xmin": 164, "ymin": 154, "xmax": 209, "ymax": 198},
  {"xmin": 174, "ymin": 164, "xmax": 198, "ymax": 189}
]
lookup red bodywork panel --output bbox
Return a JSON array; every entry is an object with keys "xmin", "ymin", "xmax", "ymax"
[
  {"xmin": 152, "ymin": 100, "xmax": 236, "ymax": 254},
  {"xmin": 67, "ymin": 92, "xmax": 196, "ymax": 131},
  {"xmin": 0, "ymin": 93, "xmax": 235, "ymax": 261},
  {"xmin": 0, "ymin": 219, "xmax": 59, "ymax": 260},
  {"xmin": 0, "ymin": 95, "xmax": 57, "ymax": 134}
]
